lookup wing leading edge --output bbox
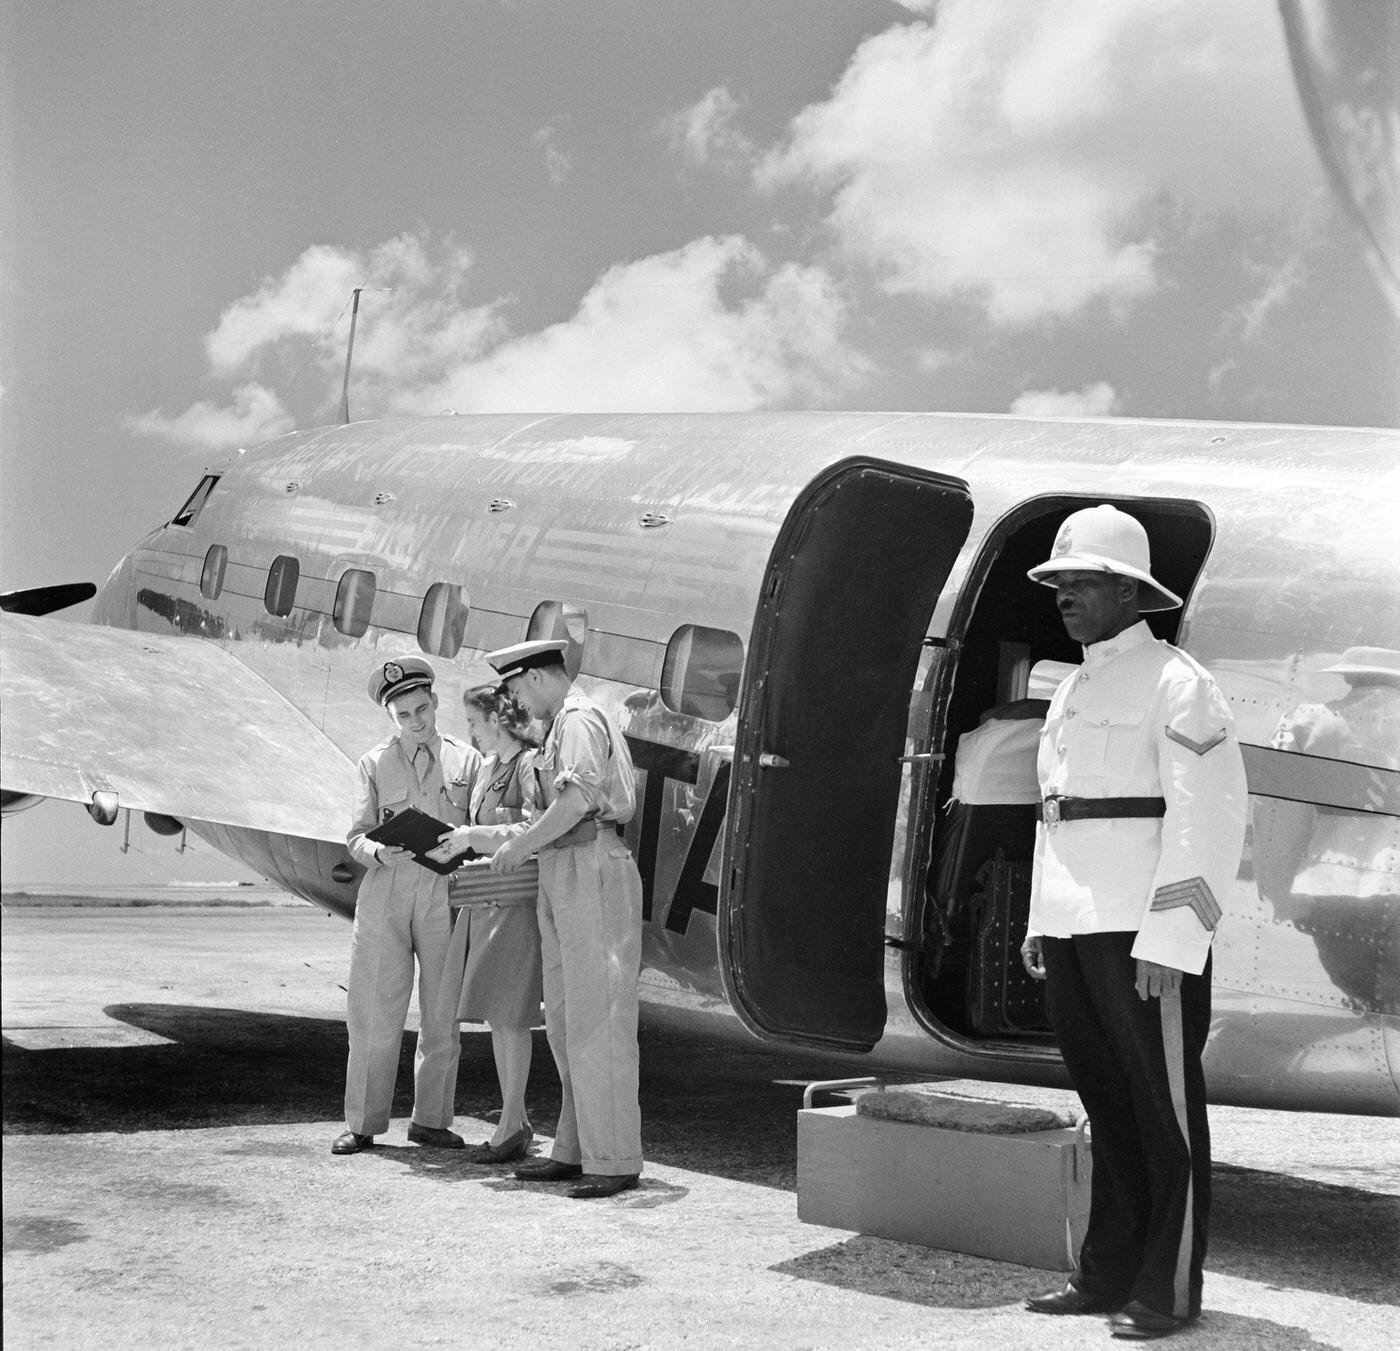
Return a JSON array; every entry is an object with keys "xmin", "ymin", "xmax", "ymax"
[{"xmin": 0, "ymin": 614, "xmax": 354, "ymax": 842}]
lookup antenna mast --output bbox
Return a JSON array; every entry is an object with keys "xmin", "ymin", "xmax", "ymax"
[{"xmin": 337, "ymin": 287, "xmax": 363, "ymax": 425}]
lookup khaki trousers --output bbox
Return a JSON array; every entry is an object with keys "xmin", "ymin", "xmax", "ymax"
[
  {"xmin": 537, "ymin": 833, "xmax": 644, "ymax": 1176},
  {"xmin": 344, "ymin": 880, "xmax": 460, "ymax": 1135}
]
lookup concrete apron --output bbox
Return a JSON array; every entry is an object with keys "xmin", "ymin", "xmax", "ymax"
[{"xmin": 5, "ymin": 1117, "xmax": 1394, "ymax": 1351}]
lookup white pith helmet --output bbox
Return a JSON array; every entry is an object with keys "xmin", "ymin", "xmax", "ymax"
[{"xmin": 1027, "ymin": 504, "xmax": 1183, "ymax": 612}]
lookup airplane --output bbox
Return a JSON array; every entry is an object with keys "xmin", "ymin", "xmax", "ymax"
[{"xmin": 3, "ymin": 410, "xmax": 1398, "ymax": 1117}]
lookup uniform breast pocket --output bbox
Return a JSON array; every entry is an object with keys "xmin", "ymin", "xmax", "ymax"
[{"xmin": 1083, "ymin": 705, "xmax": 1146, "ymax": 777}]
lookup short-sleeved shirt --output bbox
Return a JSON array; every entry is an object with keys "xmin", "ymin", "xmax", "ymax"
[
  {"xmin": 534, "ymin": 689, "xmax": 637, "ymax": 824},
  {"xmin": 1028, "ymin": 621, "xmax": 1248, "ymax": 972}
]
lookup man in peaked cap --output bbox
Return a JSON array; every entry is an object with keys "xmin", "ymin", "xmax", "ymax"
[
  {"xmin": 1018, "ymin": 505, "xmax": 1247, "ymax": 1339},
  {"xmin": 456, "ymin": 638, "xmax": 645, "ymax": 1198},
  {"xmin": 332, "ymin": 655, "xmax": 482, "ymax": 1155}
]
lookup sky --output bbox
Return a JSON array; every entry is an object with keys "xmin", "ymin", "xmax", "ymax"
[{"xmin": 2, "ymin": 0, "xmax": 1397, "ymax": 885}]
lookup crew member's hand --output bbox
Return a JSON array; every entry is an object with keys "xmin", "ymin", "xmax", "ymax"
[
  {"xmin": 1021, "ymin": 935, "xmax": 1046, "ymax": 981},
  {"xmin": 375, "ymin": 844, "xmax": 413, "ymax": 867},
  {"xmin": 434, "ymin": 826, "xmax": 475, "ymax": 859},
  {"xmin": 491, "ymin": 836, "xmax": 530, "ymax": 874},
  {"xmin": 1135, "ymin": 959, "xmax": 1183, "ymax": 1001}
]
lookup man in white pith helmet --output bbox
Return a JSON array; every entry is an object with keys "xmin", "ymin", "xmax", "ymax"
[
  {"xmin": 333, "ymin": 656, "xmax": 482, "ymax": 1156},
  {"xmin": 456, "ymin": 639, "xmax": 644, "ymax": 1199},
  {"xmin": 1018, "ymin": 505, "xmax": 1247, "ymax": 1340}
]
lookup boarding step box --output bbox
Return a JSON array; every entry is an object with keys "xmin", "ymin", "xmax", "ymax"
[{"xmin": 797, "ymin": 1090, "xmax": 1091, "ymax": 1271}]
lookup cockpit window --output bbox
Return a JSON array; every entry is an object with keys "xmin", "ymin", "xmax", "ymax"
[{"xmin": 171, "ymin": 475, "xmax": 221, "ymax": 527}]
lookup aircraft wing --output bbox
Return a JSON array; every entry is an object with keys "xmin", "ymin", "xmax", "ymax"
[{"xmin": 0, "ymin": 614, "xmax": 354, "ymax": 842}]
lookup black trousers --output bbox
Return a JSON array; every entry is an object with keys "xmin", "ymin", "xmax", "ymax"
[{"xmin": 1043, "ymin": 932, "xmax": 1212, "ymax": 1319}]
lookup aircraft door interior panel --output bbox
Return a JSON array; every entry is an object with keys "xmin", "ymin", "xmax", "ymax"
[{"xmin": 721, "ymin": 459, "xmax": 973, "ymax": 1052}]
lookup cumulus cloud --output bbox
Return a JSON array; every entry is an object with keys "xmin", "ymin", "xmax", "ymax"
[
  {"xmin": 130, "ymin": 235, "xmax": 507, "ymax": 448},
  {"xmin": 760, "ymin": 0, "xmax": 1318, "ymax": 328},
  {"xmin": 1011, "ymin": 382, "xmax": 1118, "ymax": 417},
  {"xmin": 131, "ymin": 231, "xmax": 868, "ymax": 447},
  {"xmin": 414, "ymin": 235, "xmax": 868, "ymax": 413},
  {"xmin": 205, "ymin": 234, "xmax": 498, "ymax": 389},
  {"xmin": 662, "ymin": 87, "xmax": 756, "ymax": 171},
  {"xmin": 129, "ymin": 382, "xmax": 295, "ymax": 450}
]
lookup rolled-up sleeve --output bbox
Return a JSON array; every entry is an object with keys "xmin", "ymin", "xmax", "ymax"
[
  {"xmin": 552, "ymin": 710, "xmax": 611, "ymax": 811},
  {"xmin": 1134, "ymin": 674, "xmax": 1248, "ymax": 972}
]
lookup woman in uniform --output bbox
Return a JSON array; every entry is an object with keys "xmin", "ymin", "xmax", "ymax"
[{"xmin": 438, "ymin": 685, "xmax": 546, "ymax": 1163}]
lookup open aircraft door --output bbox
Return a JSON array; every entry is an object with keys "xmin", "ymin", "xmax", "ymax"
[{"xmin": 719, "ymin": 458, "xmax": 973, "ymax": 1051}]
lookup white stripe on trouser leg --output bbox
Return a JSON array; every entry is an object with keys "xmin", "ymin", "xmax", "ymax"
[{"xmin": 1159, "ymin": 990, "xmax": 1193, "ymax": 1319}]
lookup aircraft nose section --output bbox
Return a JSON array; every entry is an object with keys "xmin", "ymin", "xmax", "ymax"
[{"xmin": 92, "ymin": 552, "xmax": 139, "ymax": 628}]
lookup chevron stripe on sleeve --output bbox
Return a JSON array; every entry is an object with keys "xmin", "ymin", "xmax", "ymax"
[
  {"xmin": 1150, "ymin": 877, "xmax": 1223, "ymax": 930},
  {"xmin": 1163, "ymin": 725, "xmax": 1228, "ymax": 756}
]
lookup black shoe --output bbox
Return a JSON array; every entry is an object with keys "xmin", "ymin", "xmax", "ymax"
[
  {"xmin": 331, "ymin": 1131, "xmax": 375, "ymax": 1155},
  {"xmin": 568, "ymin": 1173, "xmax": 640, "ymax": 1199},
  {"xmin": 514, "ymin": 1157, "xmax": 583, "ymax": 1182},
  {"xmin": 470, "ymin": 1125, "xmax": 533, "ymax": 1164},
  {"xmin": 1026, "ymin": 1283, "xmax": 1124, "ymax": 1315},
  {"xmin": 1108, "ymin": 1302, "xmax": 1190, "ymax": 1339},
  {"xmin": 406, "ymin": 1123, "xmax": 465, "ymax": 1149}
]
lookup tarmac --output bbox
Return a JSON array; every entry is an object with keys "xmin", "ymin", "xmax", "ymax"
[{"xmin": 3, "ymin": 906, "xmax": 1398, "ymax": 1350}]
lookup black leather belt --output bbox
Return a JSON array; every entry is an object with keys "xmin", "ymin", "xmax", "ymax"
[{"xmin": 1040, "ymin": 795, "xmax": 1166, "ymax": 824}]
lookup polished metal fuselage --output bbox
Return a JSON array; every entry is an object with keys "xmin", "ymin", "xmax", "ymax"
[{"xmin": 91, "ymin": 412, "xmax": 1400, "ymax": 1113}]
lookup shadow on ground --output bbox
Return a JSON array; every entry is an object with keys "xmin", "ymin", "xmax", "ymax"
[
  {"xmin": 0, "ymin": 1002, "xmax": 844, "ymax": 1189},
  {"xmin": 5, "ymin": 1002, "xmax": 1396, "ymax": 1309}
]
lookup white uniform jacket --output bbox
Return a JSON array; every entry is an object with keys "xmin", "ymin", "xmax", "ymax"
[{"xmin": 1028, "ymin": 621, "xmax": 1247, "ymax": 973}]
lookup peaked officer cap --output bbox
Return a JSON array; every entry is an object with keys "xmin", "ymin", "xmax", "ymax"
[
  {"xmin": 486, "ymin": 639, "xmax": 569, "ymax": 683},
  {"xmin": 368, "ymin": 655, "xmax": 436, "ymax": 705},
  {"xmin": 1027, "ymin": 504, "xmax": 1183, "ymax": 612}
]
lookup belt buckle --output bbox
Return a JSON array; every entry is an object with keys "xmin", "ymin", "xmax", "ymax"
[{"xmin": 1043, "ymin": 796, "xmax": 1062, "ymax": 827}]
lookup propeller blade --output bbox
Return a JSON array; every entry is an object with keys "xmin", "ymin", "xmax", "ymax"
[{"xmin": 0, "ymin": 583, "xmax": 97, "ymax": 616}]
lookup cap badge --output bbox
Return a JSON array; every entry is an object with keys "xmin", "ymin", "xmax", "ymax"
[
  {"xmin": 383, "ymin": 662, "xmax": 404, "ymax": 684},
  {"xmin": 1052, "ymin": 525, "xmax": 1072, "ymax": 556}
]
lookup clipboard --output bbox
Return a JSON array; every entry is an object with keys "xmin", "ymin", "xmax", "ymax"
[{"xmin": 365, "ymin": 807, "xmax": 476, "ymax": 875}]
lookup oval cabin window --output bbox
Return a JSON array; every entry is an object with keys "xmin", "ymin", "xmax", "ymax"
[
  {"xmin": 527, "ymin": 601, "xmax": 588, "ymax": 680},
  {"xmin": 264, "ymin": 555, "xmax": 300, "ymax": 617},
  {"xmin": 200, "ymin": 545, "xmax": 228, "ymax": 601},
  {"xmin": 334, "ymin": 569, "xmax": 378, "ymax": 638},
  {"xmin": 661, "ymin": 625, "xmax": 744, "ymax": 720},
  {"xmin": 418, "ymin": 582, "xmax": 470, "ymax": 658}
]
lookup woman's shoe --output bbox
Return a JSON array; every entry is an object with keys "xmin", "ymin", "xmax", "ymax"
[{"xmin": 470, "ymin": 1124, "xmax": 533, "ymax": 1164}]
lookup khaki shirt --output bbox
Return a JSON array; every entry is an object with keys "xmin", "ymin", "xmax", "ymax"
[
  {"xmin": 534, "ymin": 688, "xmax": 637, "ymax": 824},
  {"xmin": 347, "ymin": 732, "xmax": 481, "ymax": 897},
  {"xmin": 1028, "ymin": 621, "xmax": 1247, "ymax": 973}
]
